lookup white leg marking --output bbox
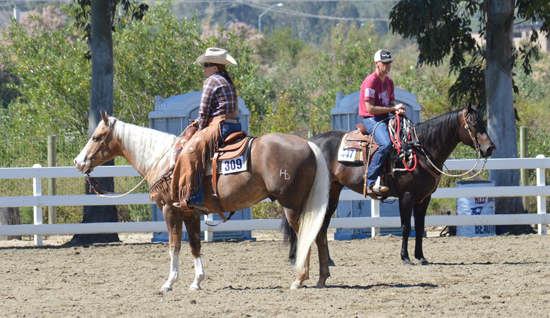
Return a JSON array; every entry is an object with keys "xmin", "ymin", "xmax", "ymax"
[
  {"xmin": 189, "ymin": 257, "xmax": 205, "ymax": 291},
  {"xmin": 161, "ymin": 249, "xmax": 179, "ymax": 292}
]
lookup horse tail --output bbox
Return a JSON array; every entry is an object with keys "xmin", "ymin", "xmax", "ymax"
[{"xmin": 295, "ymin": 141, "xmax": 330, "ymax": 272}]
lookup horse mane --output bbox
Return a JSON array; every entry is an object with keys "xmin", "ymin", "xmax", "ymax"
[
  {"xmin": 109, "ymin": 117, "xmax": 177, "ymax": 173},
  {"xmin": 414, "ymin": 109, "xmax": 461, "ymax": 149}
]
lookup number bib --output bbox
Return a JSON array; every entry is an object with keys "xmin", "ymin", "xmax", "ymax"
[
  {"xmin": 338, "ymin": 148, "xmax": 359, "ymax": 162},
  {"xmin": 220, "ymin": 156, "xmax": 246, "ymax": 174}
]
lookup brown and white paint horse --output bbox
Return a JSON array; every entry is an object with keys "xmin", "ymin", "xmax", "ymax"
[{"xmin": 74, "ymin": 112, "xmax": 331, "ymax": 291}]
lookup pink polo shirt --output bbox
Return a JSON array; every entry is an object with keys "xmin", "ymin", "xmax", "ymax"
[{"xmin": 358, "ymin": 71, "xmax": 395, "ymax": 117}]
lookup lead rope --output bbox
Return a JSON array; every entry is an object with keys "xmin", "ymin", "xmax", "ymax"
[
  {"xmin": 412, "ymin": 126, "xmax": 487, "ymax": 179},
  {"xmin": 87, "ymin": 122, "xmax": 196, "ymax": 199}
]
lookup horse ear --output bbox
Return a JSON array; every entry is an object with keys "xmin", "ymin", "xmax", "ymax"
[
  {"xmin": 466, "ymin": 102, "xmax": 472, "ymax": 111},
  {"xmin": 100, "ymin": 111, "xmax": 109, "ymax": 126}
]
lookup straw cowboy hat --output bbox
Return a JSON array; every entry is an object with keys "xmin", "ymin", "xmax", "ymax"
[{"xmin": 194, "ymin": 47, "xmax": 237, "ymax": 66}]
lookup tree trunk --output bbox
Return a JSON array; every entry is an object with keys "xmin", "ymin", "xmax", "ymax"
[
  {"xmin": 0, "ymin": 207, "xmax": 21, "ymax": 241},
  {"xmin": 486, "ymin": 0, "xmax": 533, "ymax": 234},
  {"xmin": 67, "ymin": 0, "xmax": 119, "ymax": 245}
]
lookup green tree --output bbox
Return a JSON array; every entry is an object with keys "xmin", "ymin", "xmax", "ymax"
[
  {"xmin": 310, "ymin": 25, "xmax": 377, "ymax": 133},
  {"xmin": 1, "ymin": 19, "xmax": 90, "ymax": 137},
  {"xmin": 389, "ymin": 0, "xmax": 550, "ymax": 227}
]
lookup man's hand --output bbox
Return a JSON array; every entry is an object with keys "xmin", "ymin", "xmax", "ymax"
[{"xmin": 393, "ymin": 103, "xmax": 406, "ymax": 115}]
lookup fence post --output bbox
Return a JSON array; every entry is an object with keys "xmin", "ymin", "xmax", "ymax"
[
  {"xmin": 32, "ymin": 164, "xmax": 43, "ymax": 246},
  {"xmin": 536, "ymin": 154, "xmax": 547, "ymax": 235},
  {"xmin": 47, "ymin": 135, "xmax": 57, "ymax": 224},
  {"xmin": 371, "ymin": 199, "xmax": 380, "ymax": 237},
  {"xmin": 520, "ymin": 127, "xmax": 528, "ymax": 210},
  {"xmin": 204, "ymin": 214, "xmax": 214, "ymax": 242}
]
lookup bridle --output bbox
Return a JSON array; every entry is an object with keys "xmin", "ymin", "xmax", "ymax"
[
  {"xmin": 459, "ymin": 108, "xmax": 481, "ymax": 153},
  {"xmin": 84, "ymin": 118, "xmax": 118, "ymax": 172},
  {"xmin": 414, "ymin": 108, "xmax": 487, "ymax": 179},
  {"xmin": 83, "ymin": 118, "xmax": 149, "ymax": 199},
  {"xmin": 86, "ymin": 120, "xmax": 196, "ymax": 199}
]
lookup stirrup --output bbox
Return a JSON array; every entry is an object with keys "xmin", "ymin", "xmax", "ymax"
[{"xmin": 193, "ymin": 205, "xmax": 209, "ymax": 212}]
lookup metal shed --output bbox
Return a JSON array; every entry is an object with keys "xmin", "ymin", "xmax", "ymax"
[
  {"xmin": 330, "ymin": 89, "xmax": 422, "ymax": 240},
  {"xmin": 149, "ymin": 92, "xmax": 252, "ymax": 242}
]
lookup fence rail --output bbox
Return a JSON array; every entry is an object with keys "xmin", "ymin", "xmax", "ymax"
[{"xmin": 0, "ymin": 156, "xmax": 548, "ymax": 245}]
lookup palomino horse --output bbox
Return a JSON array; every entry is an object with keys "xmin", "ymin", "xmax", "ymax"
[
  {"xmin": 282, "ymin": 104, "xmax": 495, "ymax": 281},
  {"xmin": 74, "ymin": 112, "xmax": 331, "ymax": 291}
]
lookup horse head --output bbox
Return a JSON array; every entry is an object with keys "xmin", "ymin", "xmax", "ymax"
[
  {"xmin": 458, "ymin": 103, "xmax": 495, "ymax": 158},
  {"xmin": 74, "ymin": 111, "xmax": 121, "ymax": 174}
]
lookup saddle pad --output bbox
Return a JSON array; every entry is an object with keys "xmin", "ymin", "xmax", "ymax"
[
  {"xmin": 337, "ymin": 132, "xmax": 364, "ymax": 163},
  {"xmin": 206, "ymin": 138, "xmax": 253, "ymax": 176}
]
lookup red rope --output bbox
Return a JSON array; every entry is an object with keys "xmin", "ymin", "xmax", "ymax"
[
  {"xmin": 389, "ymin": 114, "xmax": 402, "ymax": 153},
  {"xmin": 389, "ymin": 114, "xmax": 417, "ymax": 171}
]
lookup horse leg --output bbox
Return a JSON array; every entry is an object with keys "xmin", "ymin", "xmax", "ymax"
[
  {"xmin": 314, "ymin": 228, "xmax": 330, "ymax": 288},
  {"xmin": 399, "ymin": 192, "xmax": 415, "ymax": 265},
  {"xmin": 281, "ymin": 213, "xmax": 298, "ymax": 265},
  {"xmin": 314, "ymin": 184, "xmax": 343, "ymax": 287},
  {"xmin": 184, "ymin": 214, "xmax": 204, "ymax": 290},
  {"xmin": 289, "ymin": 229, "xmax": 297, "ymax": 266},
  {"xmin": 160, "ymin": 204, "xmax": 183, "ymax": 292},
  {"xmin": 285, "ymin": 209, "xmax": 310, "ymax": 289},
  {"xmin": 324, "ymin": 184, "xmax": 342, "ymax": 267},
  {"xmin": 413, "ymin": 197, "xmax": 431, "ymax": 265}
]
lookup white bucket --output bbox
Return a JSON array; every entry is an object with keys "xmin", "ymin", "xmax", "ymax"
[{"xmin": 456, "ymin": 180, "xmax": 495, "ymax": 237}]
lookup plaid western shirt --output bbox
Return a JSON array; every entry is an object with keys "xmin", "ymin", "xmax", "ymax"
[{"xmin": 197, "ymin": 73, "xmax": 238, "ymax": 130}]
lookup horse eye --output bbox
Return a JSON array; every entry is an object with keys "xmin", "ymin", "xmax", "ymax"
[{"xmin": 92, "ymin": 136, "xmax": 99, "ymax": 142}]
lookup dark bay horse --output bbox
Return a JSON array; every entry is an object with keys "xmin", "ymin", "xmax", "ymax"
[
  {"xmin": 283, "ymin": 104, "xmax": 495, "ymax": 280},
  {"xmin": 74, "ymin": 112, "xmax": 331, "ymax": 291}
]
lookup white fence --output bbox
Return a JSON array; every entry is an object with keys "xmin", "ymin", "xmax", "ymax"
[{"xmin": 0, "ymin": 156, "xmax": 548, "ymax": 246}]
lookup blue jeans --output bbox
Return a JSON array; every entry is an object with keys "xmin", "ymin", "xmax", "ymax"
[
  {"xmin": 363, "ymin": 116, "xmax": 392, "ymax": 187},
  {"xmin": 189, "ymin": 118, "xmax": 242, "ymax": 205}
]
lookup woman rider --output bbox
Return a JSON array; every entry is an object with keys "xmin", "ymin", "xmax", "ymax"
[{"xmin": 172, "ymin": 47, "xmax": 242, "ymax": 211}]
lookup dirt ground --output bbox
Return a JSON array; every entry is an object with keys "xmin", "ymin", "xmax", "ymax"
[{"xmin": 0, "ymin": 230, "xmax": 549, "ymax": 317}]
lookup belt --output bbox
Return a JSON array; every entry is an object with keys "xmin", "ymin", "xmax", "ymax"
[
  {"xmin": 224, "ymin": 118, "xmax": 240, "ymax": 124},
  {"xmin": 206, "ymin": 111, "xmax": 239, "ymax": 126}
]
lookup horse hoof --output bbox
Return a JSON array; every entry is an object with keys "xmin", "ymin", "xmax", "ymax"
[
  {"xmin": 189, "ymin": 286, "xmax": 201, "ymax": 291},
  {"xmin": 419, "ymin": 258, "xmax": 429, "ymax": 265},
  {"xmin": 403, "ymin": 259, "xmax": 415, "ymax": 265},
  {"xmin": 160, "ymin": 286, "xmax": 172, "ymax": 292},
  {"xmin": 290, "ymin": 284, "xmax": 302, "ymax": 290}
]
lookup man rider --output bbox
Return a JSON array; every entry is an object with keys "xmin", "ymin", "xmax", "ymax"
[{"xmin": 358, "ymin": 49, "xmax": 407, "ymax": 195}]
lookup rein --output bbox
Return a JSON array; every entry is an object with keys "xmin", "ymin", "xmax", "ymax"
[{"xmin": 86, "ymin": 120, "xmax": 195, "ymax": 199}]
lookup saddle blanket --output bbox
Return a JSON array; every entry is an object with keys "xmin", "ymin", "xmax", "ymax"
[
  {"xmin": 337, "ymin": 132, "xmax": 364, "ymax": 163},
  {"xmin": 206, "ymin": 138, "xmax": 253, "ymax": 176}
]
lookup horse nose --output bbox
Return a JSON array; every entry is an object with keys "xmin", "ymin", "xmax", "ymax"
[{"xmin": 486, "ymin": 145, "xmax": 495, "ymax": 156}]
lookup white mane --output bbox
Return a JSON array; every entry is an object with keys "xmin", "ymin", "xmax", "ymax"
[{"xmin": 109, "ymin": 117, "xmax": 177, "ymax": 174}]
